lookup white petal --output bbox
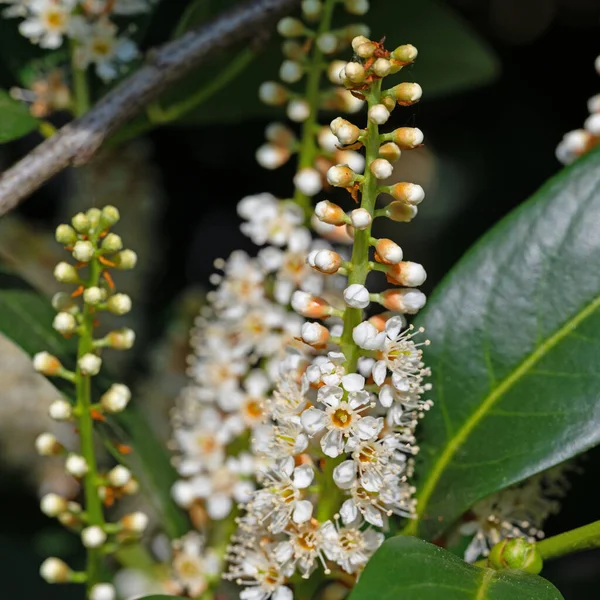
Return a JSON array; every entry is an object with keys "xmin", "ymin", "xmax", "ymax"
[
  {"xmin": 333, "ymin": 460, "xmax": 356, "ymax": 488},
  {"xmin": 357, "ymin": 416, "xmax": 384, "ymax": 440},
  {"xmin": 340, "ymin": 499, "xmax": 359, "ymax": 525},
  {"xmin": 341, "ymin": 373, "xmax": 365, "ymax": 392},
  {"xmin": 274, "ymin": 541, "xmax": 294, "ymax": 564},
  {"xmin": 294, "ymin": 433, "xmax": 308, "ymax": 453},
  {"xmin": 379, "ymin": 384, "xmax": 394, "ymax": 408},
  {"xmin": 317, "ymin": 385, "xmax": 343, "ymax": 407},
  {"xmin": 392, "ymin": 372, "xmax": 410, "ymax": 392},
  {"xmin": 301, "ymin": 407, "xmax": 329, "ymax": 435},
  {"xmin": 372, "ymin": 361, "xmax": 387, "ymax": 386},
  {"xmin": 293, "ymin": 464, "xmax": 314, "ymax": 489},
  {"xmin": 361, "ymin": 470, "xmax": 383, "ymax": 492},
  {"xmin": 273, "ymin": 587, "xmax": 294, "ymax": 600},
  {"xmin": 321, "ymin": 428, "xmax": 343, "ymax": 458},
  {"xmin": 280, "ymin": 456, "xmax": 295, "ymax": 476},
  {"xmin": 364, "ymin": 505, "xmax": 384, "ymax": 527},
  {"xmin": 385, "ymin": 316, "xmax": 404, "ymax": 339},
  {"xmin": 348, "ymin": 390, "xmax": 371, "ymax": 410},
  {"xmin": 207, "ymin": 494, "xmax": 232, "ymax": 519},
  {"xmin": 293, "ymin": 500, "xmax": 313, "ymax": 523}
]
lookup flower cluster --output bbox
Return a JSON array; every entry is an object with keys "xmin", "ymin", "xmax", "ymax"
[
  {"xmin": 1, "ymin": 0, "xmax": 153, "ymax": 81},
  {"xmin": 33, "ymin": 205, "xmax": 144, "ymax": 600},
  {"xmin": 556, "ymin": 54, "xmax": 600, "ymax": 164}
]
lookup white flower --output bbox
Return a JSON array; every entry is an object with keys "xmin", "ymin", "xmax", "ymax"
[
  {"xmin": 305, "ymin": 351, "xmax": 345, "ymax": 386},
  {"xmin": 170, "ymin": 532, "xmax": 221, "ymax": 597},
  {"xmin": 352, "ymin": 321, "xmax": 386, "ymax": 350},
  {"xmin": 19, "ymin": 0, "xmax": 76, "ymax": 49},
  {"xmin": 231, "ymin": 548, "xmax": 294, "ymax": 600}
]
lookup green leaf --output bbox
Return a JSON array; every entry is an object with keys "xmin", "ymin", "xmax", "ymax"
[
  {"xmin": 0, "ymin": 266, "xmax": 189, "ymax": 539},
  {"xmin": 407, "ymin": 147, "xmax": 600, "ymax": 540},
  {"xmin": 349, "ymin": 537, "xmax": 563, "ymax": 600},
  {"xmin": 0, "ymin": 88, "xmax": 38, "ymax": 142}
]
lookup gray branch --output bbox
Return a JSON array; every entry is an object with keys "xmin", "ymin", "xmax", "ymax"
[{"xmin": 0, "ymin": 0, "xmax": 300, "ymax": 217}]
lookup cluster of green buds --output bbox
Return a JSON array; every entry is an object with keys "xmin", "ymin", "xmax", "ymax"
[{"xmin": 32, "ymin": 206, "xmax": 145, "ymax": 600}]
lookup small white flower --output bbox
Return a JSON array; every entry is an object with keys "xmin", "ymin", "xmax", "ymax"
[
  {"xmin": 19, "ymin": 0, "xmax": 76, "ymax": 49},
  {"xmin": 352, "ymin": 321, "xmax": 386, "ymax": 350}
]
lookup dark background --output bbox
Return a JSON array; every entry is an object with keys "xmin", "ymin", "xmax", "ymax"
[{"xmin": 1, "ymin": 0, "xmax": 600, "ymax": 597}]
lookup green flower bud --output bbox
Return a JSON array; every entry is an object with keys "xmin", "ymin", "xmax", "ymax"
[
  {"xmin": 113, "ymin": 249, "xmax": 137, "ymax": 270},
  {"xmin": 72, "ymin": 240, "xmax": 95, "ymax": 263},
  {"xmin": 107, "ymin": 293, "xmax": 132, "ymax": 315},
  {"xmin": 54, "ymin": 262, "xmax": 79, "ymax": 284},
  {"xmin": 391, "ymin": 44, "xmax": 418, "ymax": 64},
  {"xmin": 86, "ymin": 208, "xmax": 102, "ymax": 231},
  {"xmin": 55, "ymin": 224, "xmax": 78, "ymax": 245},
  {"xmin": 488, "ymin": 538, "xmax": 543, "ymax": 575},
  {"xmin": 101, "ymin": 233, "xmax": 123, "ymax": 253},
  {"xmin": 52, "ymin": 292, "xmax": 79, "ymax": 314},
  {"xmin": 71, "ymin": 212, "xmax": 89, "ymax": 233},
  {"xmin": 83, "ymin": 286, "xmax": 106, "ymax": 305},
  {"xmin": 100, "ymin": 205, "xmax": 120, "ymax": 228}
]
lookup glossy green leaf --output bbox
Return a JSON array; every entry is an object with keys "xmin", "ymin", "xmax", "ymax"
[
  {"xmin": 406, "ymin": 147, "xmax": 600, "ymax": 540},
  {"xmin": 0, "ymin": 267, "xmax": 189, "ymax": 539},
  {"xmin": 349, "ymin": 537, "xmax": 563, "ymax": 600},
  {"xmin": 0, "ymin": 88, "xmax": 38, "ymax": 142}
]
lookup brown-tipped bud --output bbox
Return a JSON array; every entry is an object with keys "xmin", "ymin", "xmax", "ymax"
[
  {"xmin": 33, "ymin": 352, "xmax": 63, "ymax": 376},
  {"xmin": 40, "ymin": 558, "xmax": 72, "ymax": 583},
  {"xmin": 386, "ymin": 261, "xmax": 427, "ymax": 287},
  {"xmin": 343, "ymin": 61, "xmax": 366, "ymax": 83},
  {"xmin": 356, "ymin": 42, "xmax": 377, "ymax": 59},
  {"xmin": 385, "ymin": 201, "xmax": 418, "ymax": 222},
  {"xmin": 391, "ymin": 44, "xmax": 418, "ymax": 64},
  {"xmin": 327, "ymin": 164, "xmax": 356, "ymax": 187},
  {"xmin": 35, "ymin": 433, "xmax": 64, "ymax": 456},
  {"xmin": 330, "ymin": 117, "xmax": 360, "ymax": 145},
  {"xmin": 379, "ymin": 142, "xmax": 401, "ymax": 163},
  {"xmin": 381, "ymin": 288, "xmax": 427, "ymax": 314},
  {"xmin": 258, "ymin": 82, "xmax": 288, "ymax": 106},
  {"xmin": 368, "ymin": 313, "xmax": 388, "ymax": 332},
  {"xmin": 351, "ymin": 35, "xmax": 371, "ymax": 52},
  {"xmin": 307, "ymin": 249, "xmax": 343, "ymax": 274},
  {"xmin": 120, "ymin": 512, "xmax": 149, "ymax": 533},
  {"xmin": 390, "ymin": 82, "xmax": 423, "ymax": 106},
  {"xmin": 389, "ymin": 182, "xmax": 425, "ymax": 205},
  {"xmin": 388, "ymin": 127, "xmax": 424, "ymax": 149},
  {"xmin": 314, "ymin": 200, "xmax": 347, "ymax": 225},
  {"xmin": 375, "ymin": 238, "xmax": 403, "ymax": 264},
  {"xmin": 291, "ymin": 291, "xmax": 332, "ymax": 319},
  {"xmin": 301, "ymin": 322, "xmax": 330, "ymax": 347}
]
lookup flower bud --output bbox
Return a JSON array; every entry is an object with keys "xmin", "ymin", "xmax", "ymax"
[
  {"xmin": 301, "ymin": 0, "xmax": 322, "ymax": 20},
  {"xmin": 301, "ymin": 322, "xmax": 330, "ymax": 346},
  {"xmin": 107, "ymin": 328, "xmax": 136, "ymax": 350},
  {"xmin": 291, "ymin": 291, "xmax": 331, "ymax": 318},
  {"xmin": 90, "ymin": 583, "xmax": 117, "ymax": 600},
  {"xmin": 327, "ymin": 60, "xmax": 347, "ymax": 85},
  {"xmin": 385, "ymin": 201, "xmax": 418, "ymax": 222},
  {"xmin": 343, "ymin": 283, "xmax": 370, "ymax": 308},
  {"xmin": 370, "ymin": 158, "xmax": 393, "ymax": 180},
  {"xmin": 388, "ymin": 127, "xmax": 424, "ymax": 149},
  {"xmin": 65, "ymin": 453, "xmax": 88, "ymax": 476},
  {"xmin": 82, "ymin": 526, "xmax": 107, "ymax": 548},
  {"xmin": 40, "ymin": 493, "xmax": 69, "ymax": 517},
  {"xmin": 86, "ymin": 208, "xmax": 102, "ymax": 230},
  {"xmin": 53, "ymin": 312, "xmax": 77, "ymax": 335},
  {"xmin": 584, "ymin": 112, "xmax": 600, "ymax": 135},
  {"xmin": 108, "ymin": 465, "xmax": 132, "ymax": 488},
  {"xmin": 277, "ymin": 16, "xmax": 304, "ymax": 37},
  {"xmin": 113, "ymin": 249, "xmax": 137, "ymax": 270},
  {"xmin": 280, "ymin": 59, "xmax": 303, "ymax": 83},
  {"xmin": 381, "ymin": 95, "xmax": 396, "ymax": 111},
  {"xmin": 389, "ymin": 182, "xmax": 425, "ymax": 205},
  {"xmin": 327, "ymin": 165, "xmax": 355, "ymax": 187},
  {"xmin": 375, "ymin": 238, "xmax": 403, "ymax": 264},
  {"xmin": 350, "ymin": 208, "xmax": 372, "ymax": 230},
  {"xmin": 33, "ymin": 351, "xmax": 63, "ymax": 376},
  {"xmin": 368, "ymin": 104, "xmax": 390, "ymax": 125},
  {"xmin": 120, "ymin": 511, "xmax": 149, "ymax": 533},
  {"xmin": 373, "ymin": 58, "xmax": 391, "ymax": 77},
  {"xmin": 107, "ymin": 293, "xmax": 132, "ymax": 315},
  {"xmin": 55, "ymin": 224, "xmax": 77, "ymax": 245},
  {"xmin": 351, "ymin": 35, "xmax": 371, "ymax": 52},
  {"xmin": 100, "ymin": 205, "xmax": 120, "ymax": 228},
  {"xmin": 336, "ymin": 149, "xmax": 365, "ymax": 174},
  {"xmin": 315, "ymin": 200, "xmax": 347, "ymax": 225},
  {"xmin": 391, "ymin": 44, "xmax": 418, "ymax": 64},
  {"xmin": 52, "ymin": 292, "xmax": 78, "ymax": 314},
  {"xmin": 84, "ymin": 286, "xmax": 106, "ymax": 305},
  {"xmin": 294, "ymin": 167, "xmax": 322, "ymax": 196},
  {"xmin": 287, "ymin": 99, "xmax": 311, "ymax": 122},
  {"xmin": 387, "ymin": 261, "xmax": 427, "ymax": 287},
  {"xmin": 71, "ymin": 212, "xmax": 89, "ymax": 233},
  {"xmin": 587, "ymin": 93, "xmax": 600, "ymax": 114},
  {"xmin": 330, "ymin": 117, "xmax": 360, "ymax": 145},
  {"xmin": 122, "ymin": 478, "xmax": 140, "ymax": 495},
  {"xmin": 54, "ymin": 262, "xmax": 79, "ymax": 284},
  {"xmin": 381, "ymin": 288, "xmax": 426, "ymax": 314},
  {"xmin": 317, "ymin": 33, "xmax": 338, "ymax": 54},
  {"xmin": 40, "ymin": 557, "xmax": 71, "ymax": 583},
  {"xmin": 390, "ymin": 82, "xmax": 422, "ymax": 106},
  {"xmin": 353, "ymin": 321, "xmax": 386, "ymax": 350},
  {"xmin": 101, "ymin": 233, "xmax": 123, "ymax": 253},
  {"xmin": 356, "ymin": 42, "xmax": 377, "ymax": 59},
  {"xmin": 488, "ymin": 538, "xmax": 543, "ymax": 575},
  {"xmin": 100, "ymin": 383, "xmax": 131, "ymax": 413},
  {"xmin": 258, "ymin": 82, "xmax": 288, "ymax": 106},
  {"xmin": 343, "ymin": 61, "xmax": 366, "ymax": 83},
  {"xmin": 48, "ymin": 398, "xmax": 73, "ymax": 421},
  {"xmin": 312, "ymin": 249, "xmax": 342, "ymax": 274},
  {"xmin": 282, "ymin": 39, "xmax": 304, "ymax": 59},
  {"xmin": 35, "ymin": 433, "xmax": 64, "ymax": 456},
  {"xmin": 344, "ymin": 0, "xmax": 369, "ymax": 15},
  {"xmin": 78, "ymin": 353, "xmax": 102, "ymax": 376},
  {"xmin": 72, "ymin": 240, "xmax": 95, "ymax": 263},
  {"xmin": 379, "ymin": 142, "xmax": 401, "ymax": 162}
]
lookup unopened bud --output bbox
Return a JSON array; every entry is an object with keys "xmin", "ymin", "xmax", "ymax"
[
  {"xmin": 291, "ymin": 291, "xmax": 331, "ymax": 319},
  {"xmin": 40, "ymin": 557, "xmax": 71, "ymax": 583},
  {"xmin": 379, "ymin": 142, "xmax": 401, "ymax": 162},
  {"xmin": 301, "ymin": 0, "xmax": 322, "ymax": 20},
  {"xmin": 82, "ymin": 526, "xmax": 107, "ymax": 549},
  {"xmin": 368, "ymin": 104, "xmax": 390, "ymax": 125},
  {"xmin": 107, "ymin": 328, "xmax": 136, "ymax": 350},
  {"xmin": 327, "ymin": 60, "xmax": 347, "ymax": 85},
  {"xmin": 90, "ymin": 583, "xmax": 117, "ymax": 600},
  {"xmin": 72, "ymin": 240, "xmax": 95, "ymax": 263},
  {"xmin": 100, "ymin": 383, "xmax": 131, "ymax": 413},
  {"xmin": 353, "ymin": 321, "xmax": 386, "ymax": 350},
  {"xmin": 55, "ymin": 224, "xmax": 77, "ymax": 245},
  {"xmin": 343, "ymin": 61, "xmax": 366, "ymax": 83},
  {"xmin": 71, "ymin": 212, "xmax": 89, "ymax": 233},
  {"xmin": 343, "ymin": 283, "xmax": 370, "ymax": 308},
  {"xmin": 389, "ymin": 182, "xmax": 425, "ymax": 205},
  {"xmin": 107, "ymin": 293, "xmax": 132, "ymax": 315},
  {"xmin": 488, "ymin": 538, "xmax": 543, "ymax": 575},
  {"xmin": 33, "ymin": 351, "xmax": 63, "ymax": 376},
  {"xmin": 282, "ymin": 40, "xmax": 304, "ymax": 60},
  {"xmin": 312, "ymin": 249, "xmax": 342, "ymax": 274},
  {"xmin": 390, "ymin": 82, "xmax": 422, "ymax": 106},
  {"xmin": 345, "ymin": 0, "xmax": 369, "ymax": 15},
  {"xmin": 65, "ymin": 453, "xmax": 88, "ymax": 476},
  {"xmin": 375, "ymin": 238, "xmax": 403, "ymax": 264},
  {"xmin": 385, "ymin": 201, "xmax": 418, "ymax": 222},
  {"xmin": 287, "ymin": 99, "xmax": 311, "ymax": 122},
  {"xmin": 83, "ymin": 286, "xmax": 106, "ymax": 305},
  {"xmin": 370, "ymin": 158, "xmax": 393, "ymax": 180},
  {"xmin": 52, "ymin": 292, "xmax": 78, "ymax": 313},
  {"xmin": 101, "ymin": 233, "xmax": 123, "ymax": 253},
  {"xmin": 54, "ymin": 261, "xmax": 79, "ymax": 284},
  {"xmin": 294, "ymin": 167, "xmax": 322, "ymax": 196},
  {"xmin": 391, "ymin": 44, "xmax": 418, "ymax": 64},
  {"xmin": 387, "ymin": 261, "xmax": 427, "ymax": 287},
  {"xmin": 388, "ymin": 127, "xmax": 424, "ymax": 149},
  {"xmin": 351, "ymin": 35, "xmax": 371, "ymax": 52},
  {"xmin": 317, "ymin": 33, "xmax": 338, "ymax": 54},
  {"xmin": 381, "ymin": 95, "xmax": 396, "ymax": 111},
  {"xmin": 108, "ymin": 465, "xmax": 132, "ymax": 488},
  {"xmin": 356, "ymin": 42, "xmax": 376, "ymax": 59},
  {"xmin": 327, "ymin": 164, "xmax": 355, "ymax": 187},
  {"xmin": 86, "ymin": 208, "xmax": 102, "ymax": 230},
  {"xmin": 373, "ymin": 58, "xmax": 391, "ymax": 77},
  {"xmin": 330, "ymin": 117, "xmax": 360, "ymax": 145},
  {"xmin": 78, "ymin": 353, "xmax": 102, "ymax": 376},
  {"xmin": 350, "ymin": 208, "xmax": 372, "ymax": 230},
  {"xmin": 113, "ymin": 249, "xmax": 137, "ymax": 270},
  {"xmin": 53, "ymin": 312, "xmax": 77, "ymax": 335},
  {"xmin": 35, "ymin": 433, "xmax": 64, "ymax": 456},
  {"xmin": 301, "ymin": 322, "xmax": 331, "ymax": 346},
  {"xmin": 100, "ymin": 205, "xmax": 120, "ymax": 228},
  {"xmin": 280, "ymin": 59, "xmax": 303, "ymax": 83},
  {"xmin": 277, "ymin": 17, "xmax": 304, "ymax": 37},
  {"xmin": 48, "ymin": 398, "xmax": 73, "ymax": 421},
  {"xmin": 120, "ymin": 511, "xmax": 149, "ymax": 533},
  {"xmin": 381, "ymin": 288, "xmax": 426, "ymax": 314},
  {"xmin": 259, "ymin": 81, "xmax": 288, "ymax": 106},
  {"xmin": 40, "ymin": 493, "xmax": 68, "ymax": 517},
  {"xmin": 315, "ymin": 200, "xmax": 347, "ymax": 225}
]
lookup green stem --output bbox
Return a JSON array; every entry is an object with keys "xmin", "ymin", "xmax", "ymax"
[
  {"xmin": 292, "ymin": 0, "xmax": 336, "ymax": 215},
  {"xmin": 71, "ymin": 42, "xmax": 90, "ymax": 117},
  {"xmin": 340, "ymin": 79, "xmax": 382, "ymax": 372},
  {"xmin": 76, "ymin": 252, "xmax": 105, "ymax": 593}
]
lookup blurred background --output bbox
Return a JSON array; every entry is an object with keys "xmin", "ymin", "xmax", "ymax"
[{"xmin": 0, "ymin": 0, "xmax": 598, "ymax": 597}]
